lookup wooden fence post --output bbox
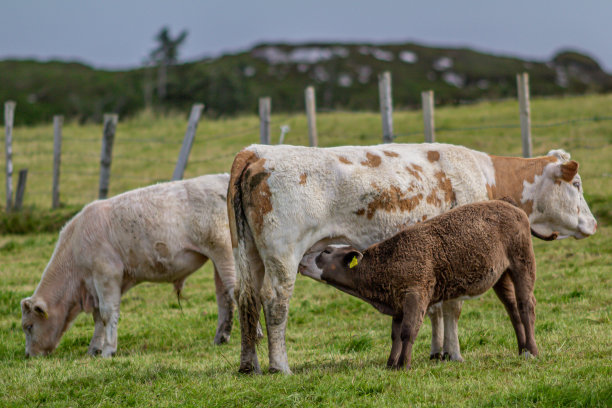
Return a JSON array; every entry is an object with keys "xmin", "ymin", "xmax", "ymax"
[
  {"xmin": 259, "ymin": 97, "xmax": 271, "ymax": 145},
  {"xmin": 305, "ymin": 86, "xmax": 318, "ymax": 147},
  {"xmin": 517, "ymin": 72, "xmax": 532, "ymax": 158},
  {"xmin": 378, "ymin": 72, "xmax": 394, "ymax": 143},
  {"xmin": 422, "ymin": 90, "xmax": 435, "ymax": 143},
  {"xmin": 14, "ymin": 169, "xmax": 27, "ymax": 211},
  {"xmin": 172, "ymin": 103, "xmax": 204, "ymax": 181},
  {"xmin": 98, "ymin": 114, "xmax": 118, "ymax": 199},
  {"xmin": 4, "ymin": 101, "xmax": 15, "ymax": 211},
  {"xmin": 52, "ymin": 115, "xmax": 63, "ymax": 209}
]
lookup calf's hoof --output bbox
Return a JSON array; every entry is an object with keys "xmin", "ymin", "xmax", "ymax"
[
  {"xmin": 87, "ymin": 348, "xmax": 102, "ymax": 357},
  {"xmin": 521, "ymin": 350, "xmax": 536, "ymax": 359},
  {"xmin": 430, "ymin": 352, "xmax": 442, "ymax": 361}
]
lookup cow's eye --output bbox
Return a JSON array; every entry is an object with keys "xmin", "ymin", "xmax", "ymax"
[
  {"xmin": 573, "ymin": 181, "xmax": 580, "ymax": 189},
  {"xmin": 323, "ymin": 248, "xmax": 332, "ymax": 254}
]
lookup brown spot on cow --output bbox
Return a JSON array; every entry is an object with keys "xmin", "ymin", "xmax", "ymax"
[
  {"xmin": 427, "ymin": 151, "xmax": 440, "ymax": 162},
  {"xmin": 361, "ymin": 153, "xmax": 382, "ymax": 167},
  {"xmin": 355, "ymin": 208, "xmax": 366, "ymax": 216},
  {"xmin": 338, "ymin": 156, "xmax": 353, "ymax": 165},
  {"xmin": 489, "ymin": 155, "xmax": 557, "ymax": 211},
  {"xmin": 383, "ymin": 150, "xmax": 399, "ymax": 158},
  {"xmin": 523, "ymin": 200, "xmax": 534, "ymax": 216},
  {"xmin": 299, "ymin": 173, "xmax": 307, "ymax": 185},
  {"xmin": 426, "ymin": 192, "xmax": 442, "ymax": 207},
  {"xmin": 361, "ymin": 183, "xmax": 423, "ymax": 219},
  {"xmin": 422, "ymin": 215, "xmax": 427, "ymax": 221},
  {"xmin": 486, "ymin": 184, "xmax": 496, "ymax": 200},
  {"xmin": 435, "ymin": 171, "xmax": 456, "ymax": 204},
  {"xmin": 405, "ymin": 164, "xmax": 423, "ymax": 181}
]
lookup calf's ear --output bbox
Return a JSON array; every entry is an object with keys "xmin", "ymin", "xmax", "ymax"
[{"xmin": 342, "ymin": 250, "xmax": 363, "ymax": 268}]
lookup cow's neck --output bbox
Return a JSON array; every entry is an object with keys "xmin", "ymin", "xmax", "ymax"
[
  {"xmin": 487, "ymin": 155, "xmax": 557, "ymax": 216},
  {"xmin": 34, "ymin": 246, "xmax": 83, "ymax": 319}
]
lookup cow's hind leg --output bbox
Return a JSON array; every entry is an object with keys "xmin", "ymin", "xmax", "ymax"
[
  {"xmin": 213, "ymin": 264, "xmax": 234, "ymax": 345},
  {"xmin": 442, "ymin": 299, "xmax": 464, "ymax": 362},
  {"xmin": 87, "ymin": 308, "xmax": 105, "ymax": 356},
  {"xmin": 493, "ymin": 271, "xmax": 527, "ymax": 354},
  {"xmin": 427, "ymin": 303, "xmax": 443, "ymax": 360},
  {"xmin": 261, "ymin": 256, "xmax": 297, "ymax": 374}
]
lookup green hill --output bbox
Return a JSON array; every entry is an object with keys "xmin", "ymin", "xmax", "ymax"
[{"xmin": 2, "ymin": 42, "xmax": 611, "ymax": 124}]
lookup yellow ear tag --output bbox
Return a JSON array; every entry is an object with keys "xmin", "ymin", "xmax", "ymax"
[{"xmin": 349, "ymin": 256, "xmax": 359, "ymax": 269}]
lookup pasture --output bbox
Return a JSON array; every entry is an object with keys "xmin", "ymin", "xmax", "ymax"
[{"xmin": 1, "ymin": 94, "xmax": 611, "ymax": 407}]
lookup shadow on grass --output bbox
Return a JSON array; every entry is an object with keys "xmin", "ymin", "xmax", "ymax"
[{"xmin": 480, "ymin": 382, "xmax": 612, "ymax": 407}]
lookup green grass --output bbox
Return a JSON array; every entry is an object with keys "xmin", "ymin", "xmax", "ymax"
[{"xmin": 1, "ymin": 94, "xmax": 611, "ymax": 407}]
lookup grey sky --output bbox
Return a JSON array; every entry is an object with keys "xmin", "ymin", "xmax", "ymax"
[{"xmin": 1, "ymin": 0, "xmax": 610, "ymax": 72}]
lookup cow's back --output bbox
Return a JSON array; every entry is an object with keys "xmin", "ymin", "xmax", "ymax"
[{"xmin": 235, "ymin": 143, "xmax": 492, "ymax": 260}]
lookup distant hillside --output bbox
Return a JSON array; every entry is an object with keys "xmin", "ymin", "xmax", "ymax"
[{"xmin": 2, "ymin": 42, "xmax": 611, "ymax": 125}]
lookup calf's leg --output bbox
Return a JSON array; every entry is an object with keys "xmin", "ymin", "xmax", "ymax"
[
  {"xmin": 493, "ymin": 271, "xmax": 527, "ymax": 353},
  {"xmin": 427, "ymin": 303, "xmax": 444, "ymax": 360},
  {"xmin": 386, "ymin": 315, "xmax": 404, "ymax": 368},
  {"xmin": 510, "ymin": 272, "xmax": 538, "ymax": 357},
  {"xmin": 394, "ymin": 292, "xmax": 428, "ymax": 370},
  {"xmin": 442, "ymin": 299, "xmax": 464, "ymax": 362}
]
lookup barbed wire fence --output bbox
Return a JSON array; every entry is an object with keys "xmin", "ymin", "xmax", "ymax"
[{"xmin": 3, "ymin": 71, "xmax": 611, "ymax": 211}]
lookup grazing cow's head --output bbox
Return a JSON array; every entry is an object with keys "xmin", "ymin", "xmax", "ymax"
[
  {"xmin": 21, "ymin": 296, "xmax": 76, "ymax": 357},
  {"xmin": 525, "ymin": 150, "xmax": 597, "ymax": 240}
]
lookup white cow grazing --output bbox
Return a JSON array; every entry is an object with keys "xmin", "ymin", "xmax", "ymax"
[
  {"xmin": 228, "ymin": 143, "xmax": 597, "ymax": 374},
  {"xmin": 21, "ymin": 173, "xmax": 235, "ymax": 357}
]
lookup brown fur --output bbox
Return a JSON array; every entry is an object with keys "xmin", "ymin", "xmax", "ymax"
[
  {"xmin": 299, "ymin": 173, "xmax": 307, "ymax": 185},
  {"xmin": 361, "ymin": 152, "xmax": 382, "ymax": 167},
  {"xmin": 314, "ymin": 200, "xmax": 538, "ymax": 369},
  {"xmin": 338, "ymin": 156, "xmax": 353, "ymax": 165},
  {"xmin": 427, "ymin": 151, "xmax": 440, "ymax": 162},
  {"xmin": 384, "ymin": 150, "xmax": 400, "ymax": 158},
  {"xmin": 489, "ymin": 155, "xmax": 557, "ymax": 216},
  {"xmin": 359, "ymin": 183, "xmax": 423, "ymax": 219}
]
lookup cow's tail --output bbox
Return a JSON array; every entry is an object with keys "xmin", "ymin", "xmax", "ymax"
[{"xmin": 228, "ymin": 150, "xmax": 263, "ymax": 346}]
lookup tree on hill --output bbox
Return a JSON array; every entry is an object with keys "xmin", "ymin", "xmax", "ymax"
[{"xmin": 149, "ymin": 26, "xmax": 188, "ymax": 102}]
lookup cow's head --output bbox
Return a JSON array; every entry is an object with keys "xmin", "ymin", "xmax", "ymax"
[
  {"xmin": 524, "ymin": 150, "xmax": 597, "ymax": 240},
  {"xmin": 21, "ymin": 296, "xmax": 76, "ymax": 357}
]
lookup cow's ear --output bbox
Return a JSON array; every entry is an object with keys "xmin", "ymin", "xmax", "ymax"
[
  {"xmin": 558, "ymin": 160, "xmax": 579, "ymax": 182},
  {"xmin": 21, "ymin": 298, "xmax": 33, "ymax": 313},
  {"xmin": 343, "ymin": 250, "xmax": 363, "ymax": 268},
  {"xmin": 32, "ymin": 300, "xmax": 48, "ymax": 319}
]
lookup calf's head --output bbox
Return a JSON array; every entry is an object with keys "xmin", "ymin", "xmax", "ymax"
[
  {"xmin": 526, "ymin": 150, "xmax": 597, "ymax": 240},
  {"xmin": 21, "ymin": 296, "xmax": 78, "ymax": 357},
  {"xmin": 313, "ymin": 246, "xmax": 364, "ymax": 288}
]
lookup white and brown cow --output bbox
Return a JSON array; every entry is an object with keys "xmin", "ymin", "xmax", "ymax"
[
  {"xmin": 228, "ymin": 143, "xmax": 596, "ymax": 374},
  {"xmin": 21, "ymin": 174, "xmax": 235, "ymax": 357}
]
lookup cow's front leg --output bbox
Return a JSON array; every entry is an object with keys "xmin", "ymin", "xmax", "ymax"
[
  {"xmin": 87, "ymin": 308, "xmax": 105, "ymax": 356},
  {"xmin": 427, "ymin": 302, "xmax": 443, "ymax": 360},
  {"xmin": 92, "ymin": 260, "xmax": 123, "ymax": 358},
  {"xmin": 261, "ymin": 259, "xmax": 296, "ymax": 374},
  {"xmin": 213, "ymin": 265, "xmax": 234, "ymax": 345},
  {"xmin": 442, "ymin": 299, "xmax": 464, "ymax": 362}
]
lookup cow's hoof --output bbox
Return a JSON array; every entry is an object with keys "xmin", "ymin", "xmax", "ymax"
[
  {"xmin": 100, "ymin": 349, "xmax": 116, "ymax": 358},
  {"xmin": 214, "ymin": 332, "xmax": 231, "ymax": 345},
  {"xmin": 238, "ymin": 363, "xmax": 262, "ymax": 375},
  {"xmin": 268, "ymin": 366, "xmax": 292, "ymax": 375},
  {"xmin": 256, "ymin": 323, "xmax": 264, "ymax": 339},
  {"xmin": 442, "ymin": 352, "xmax": 464, "ymax": 362},
  {"xmin": 88, "ymin": 348, "xmax": 102, "ymax": 357},
  {"xmin": 430, "ymin": 352, "xmax": 442, "ymax": 361}
]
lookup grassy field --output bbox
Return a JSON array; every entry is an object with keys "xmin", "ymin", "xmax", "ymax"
[{"xmin": 0, "ymin": 94, "xmax": 611, "ymax": 407}]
